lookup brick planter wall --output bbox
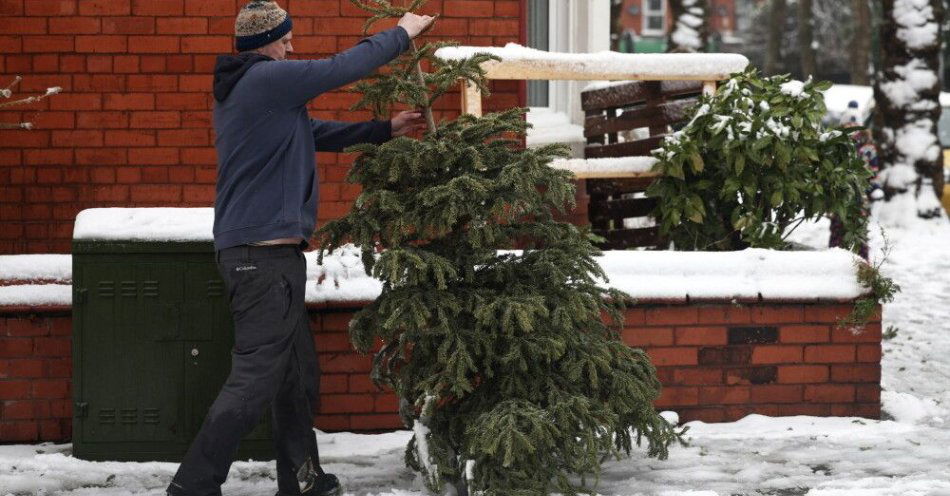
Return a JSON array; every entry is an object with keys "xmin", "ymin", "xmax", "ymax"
[
  {"xmin": 1, "ymin": 300, "xmax": 881, "ymax": 443},
  {"xmin": 0, "ymin": 0, "xmax": 525, "ymax": 254}
]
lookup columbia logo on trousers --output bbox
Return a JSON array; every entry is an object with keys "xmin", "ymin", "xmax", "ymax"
[{"xmin": 235, "ymin": 265, "xmax": 258, "ymax": 272}]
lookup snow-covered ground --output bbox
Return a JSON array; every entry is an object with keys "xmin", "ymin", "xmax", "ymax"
[{"xmin": 3, "ymin": 214, "xmax": 950, "ymax": 496}]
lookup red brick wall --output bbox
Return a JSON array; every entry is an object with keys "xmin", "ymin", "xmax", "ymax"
[
  {"xmin": 0, "ymin": 0, "xmax": 525, "ymax": 254},
  {"xmin": 0, "ymin": 301, "xmax": 882, "ymax": 442}
]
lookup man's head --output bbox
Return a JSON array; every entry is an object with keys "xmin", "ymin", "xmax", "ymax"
[{"xmin": 235, "ymin": 1, "xmax": 294, "ymax": 60}]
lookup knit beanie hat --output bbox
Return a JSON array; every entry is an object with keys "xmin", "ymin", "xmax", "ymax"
[{"xmin": 234, "ymin": 1, "xmax": 293, "ymax": 52}]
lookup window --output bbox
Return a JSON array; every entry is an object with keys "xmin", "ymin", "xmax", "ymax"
[
  {"xmin": 527, "ymin": 0, "xmax": 549, "ymax": 107},
  {"xmin": 642, "ymin": 0, "xmax": 666, "ymax": 36}
]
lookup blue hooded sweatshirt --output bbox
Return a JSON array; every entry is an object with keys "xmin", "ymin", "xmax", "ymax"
[{"xmin": 211, "ymin": 26, "xmax": 411, "ymax": 251}]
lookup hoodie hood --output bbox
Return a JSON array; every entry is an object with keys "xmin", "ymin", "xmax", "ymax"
[{"xmin": 213, "ymin": 52, "xmax": 273, "ymax": 102}]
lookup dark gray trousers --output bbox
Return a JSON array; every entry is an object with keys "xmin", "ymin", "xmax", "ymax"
[{"xmin": 168, "ymin": 244, "xmax": 322, "ymax": 496}]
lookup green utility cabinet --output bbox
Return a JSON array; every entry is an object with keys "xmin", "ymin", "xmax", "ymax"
[{"xmin": 72, "ymin": 239, "xmax": 274, "ymax": 462}]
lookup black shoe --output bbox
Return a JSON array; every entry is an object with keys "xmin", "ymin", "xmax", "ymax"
[{"xmin": 275, "ymin": 473, "xmax": 342, "ymax": 496}]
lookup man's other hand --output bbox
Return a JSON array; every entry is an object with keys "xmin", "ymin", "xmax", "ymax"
[
  {"xmin": 391, "ymin": 110, "xmax": 427, "ymax": 137},
  {"xmin": 398, "ymin": 13, "xmax": 436, "ymax": 39}
]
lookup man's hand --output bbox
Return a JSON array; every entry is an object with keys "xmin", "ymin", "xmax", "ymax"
[
  {"xmin": 398, "ymin": 12, "xmax": 436, "ymax": 39},
  {"xmin": 391, "ymin": 110, "xmax": 427, "ymax": 137}
]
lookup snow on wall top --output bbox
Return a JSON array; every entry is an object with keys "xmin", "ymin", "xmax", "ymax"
[
  {"xmin": 0, "ymin": 247, "xmax": 866, "ymax": 307},
  {"xmin": 73, "ymin": 208, "xmax": 214, "ymax": 241},
  {"xmin": 434, "ymin": 43, "xmax": 749, "ymax": 81},
  {"xmin": 0, "ymin": 255, "xmax": 71, "ymax": 282},
  {"xmin": 547, "ymin": 157, "xmax": 658, "ymax": 177}
]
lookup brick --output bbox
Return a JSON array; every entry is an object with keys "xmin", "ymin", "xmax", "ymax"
[
  {"xmin": 804, "ymin": 384, "xmax": 855, "ymax": 403},
  {"xmin": 0, "ymin": 338, "xmax": 34, "ymax": 357},
  {"xmin": 644, "ymin": 306, "xmax": 699, "ymax": 326},
  {"xmin": 856, "ymin": 344, "xmax": 882, "ymax": 363},
  {"xmin": 77, "ymin": 111, "xmax": 130, "ymax": 129},
  {"xmin": 855, "ymin": 384, "xmax": 880, "ymax": 403},
  {"xmin": 39, "ymin": 419, "xmax": 63, "ymax": 440},
  {"xmin": 181, "ymin": 148, "xmax": 215, "ymax": 165},
  {"xmin": 776, "ymin": 404, "xmax": 830, "ymax": 416},
  {"xmin": 319, "ymin": 374, "xmax": 348, "ymax": 393},
  {"xmin": 727, "ymin": 325, "xmax": 778, "ymax": 344},
  {"xmin": 779, "ymin": 325, "xmax": 829, "ymax": 344},
  {"xmin": 654, "ymin": 386, "xmax": 699, "ymax": 407},
  {"xmin": 804, "ymin": 345, "xmax": 856, "ymax": 363},
  {"xmin": 182, "ymin": 184, "xmax": 213, "ymax": 203},
  {"xmin": 292, "ymin": 1, "xmax": 341, "ymax": 16},
  {"xmin": 679, "ymin": 407, "xmax": 726, "ymax": 423},
  {"xmin": 777, "ymin": 365, "xmax": 828, "ymax": 384},
  {"xmin": 621, "ymin": 326, "xmax": 673, "ymax": 347},
  {"xmin": 78, "ymin": 0, "xmax": 131, "ymax": 15},
  {"xmin": 72, "ymin": 74, "xmax": 127, "ymax": 92},
  {"xmin": 698, "ymin": 346, "xmax": 752, "ymax": 366},
  {"xmin": 699, "ymin": 386, "xmax": 750, "ymax": 405},
  {"xmin": 102, "ymin": 16, "xmax": 155, "ymax": 34},
  {"xmin": 313, "ymin": 17, "xmax": 369, "ymax": 35},
  {"xmin": 2, "ymin": 317, "xmax": 50, "ymax": 337},
  {"xmin": 52, "ymin": 130, "xmax": 104, "ymax": 147},
  {"xmin": 373, "ymin": 394, "xmax": 398, "ymax": 412},
  {"xmin": 128, "ymin": 74, "xmax": 178, "ymax": 91},
  {"xmin": 49, "ymin": 93, "xmax": 102, "ymax": 111},
  {"xmin": 131, "ymin": 184, "xmax": 181, "ymax": 202},
  {"xmin": 321, "ymin": 313, "xmax": 354, "ymax": 332},
  {"xmin": 320, "ymin": 394, "xmax": 374, "ymax": 413},
  {"xmin": 751, "ymin": 345, "xmax": 802, "ymax": 364},
  {"xmin": 32, "ymin": 379, "xmax": 69, "ymax": 398},
  {"xmin": 105, "ymin": 129, "xmax": 155, "ymax": 147},
  {"xmin": 469, "ymin": 19, "xmax": 518, "ymax": 36},
  {"xmin": 104, "ymin": 93, "xmax": 154, "ymax": 110},
  {"xmin": 831, "ymin": 322, "xmax": 882, "ymax": 343},
  {"xmin": 313, "ymin": 332, "xmax": 352, "ymax": 353},
  {"xmin": 179, "ymin": 74, "xmax": 213, "ymax": 92},
  {"xmin": 806, "ymin": 304, "xmax": 853, "ymax": 323},
  {"xmin": 347, "ymin": 375, "xmax": 381, "ymax": 393},
  {"xmin": 749, "ymin": 384, "xmax": 803, "ymax": 404},
  {"xmin": 156, "ymin": 17, "xmax": 207, "ymax": 34},
  {"xmin": 25, "ymin": 0, "xmax": 75, "ymax": 15},
  {"xmin": 646, "ymin": 347, "xmax": 698, "ymax": 366},
  {"xmin": 157, "ymin": 93, "xmax": 210, "ymax": 110},
  {"xmin": 0, "ymin": 381, "xmax": 32, "ymax": 399},
  {"xmin": 0, "ymin": 359, "xmax": 44, "ymax": 378},
  {"xmin": 22, "ymin": 35, "xmax": 74, "ymax": 52},
  {"xmin": 830, "ymin": 364, "xmax": 880, "ymax": 383},
  {"xmin": 76, "ymin": 148, "xmax": 127, "ymax": 165},
  {"xmin": 115, "ymin": 167, "xmax": 141, "ymax": 183},
  {"xmin": 320, "ymin": 353, "xmax": 371, "ymax": 373},
  {"xmin": 114, "ymin": 55, "xmax": 139, "ymax": 72},
  {"xmin": 445, "ymin": 1, "xmax": 494, "ymax": 17},
  {"xmin": 132, "ymin": 0, "xmax": 183, "ymax": 15},
  {"xmin": 751, "ymin": 305, "xmax": 804, "ymax": 324},
  {"xmin": 86, "ymin": 55, "xmax": 113, "ymax": 73},
  {"xmin": 130, "ymin": 111, "xmax": 180, "ymax": 128},
  {"xmin": 495, "ymin": 1, "xmax": 520, "ymax": 16},
  {"xmin": 46, "ymin": 358, "xmax": 71, "ymax": 377},
  {"xmin": 48, "ymin": 17, "xmax": 100, "ymax": 34},
  {"xmin": 0, "ymin": 421, "xmax": 38, "ymax": 441},
  {"xmin": 74, "ymin": 35, "xmax": 127, "ymax": 52},
  {"xmin": 0, "ymin": 17, "xmax": 47, "ymax": 34},
  {"xmin": 181, "ymin": 36, "xmax": 232, "ymax": 53},
  {"xmin": 129, "ymin": 147, "xmax": 179, "ymax": 165},
  {"xmin": 50, "ymin": 398, "xmax": 72, "ymax": 417},
  {"xmin": 33, "ymin": 337, "xmax": 70, "ymax": 357},
  {"xmin": 314, "ymin": 414, "xmax": 350, "ymax": 431},
  {"xmin": 1, "ymin": 400, "xmax": 38, "ymax": 419},
  {"xmin": 674, "ymin": 326, "xmax": 727, "ymax": 346},
  {"xmin": 724, "ymin": 366, "xmax": 777, "ymax": 385},
  {"xmin": 128, "ymin": 36, "xmax": 180, "ymax": 53}
]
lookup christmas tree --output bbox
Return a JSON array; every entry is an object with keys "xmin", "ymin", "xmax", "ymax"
[{"xmin": 319, "ymin": 2, "xmax": 683, "ymax": 494}]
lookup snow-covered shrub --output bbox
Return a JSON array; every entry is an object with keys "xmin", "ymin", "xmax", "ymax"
[{"xmin": 647, "ymin": 67, "xmax": 871, "ymax": 251}]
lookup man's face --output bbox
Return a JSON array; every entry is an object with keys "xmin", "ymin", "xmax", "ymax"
[{"xmin": 258, "ymin": 31, "xmax": 293, "ymax": 60}]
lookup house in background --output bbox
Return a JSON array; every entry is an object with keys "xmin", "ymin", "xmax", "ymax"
[{"xmin": 617, "ymin": 0, "xmax": 741, "ymax": 53}]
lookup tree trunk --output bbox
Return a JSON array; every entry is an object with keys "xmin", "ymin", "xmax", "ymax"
[
  {"xmin": 850, "ymin": 0, "xmax": 872, "ymax": 85},
  {"xmin": 668, "ymin": 0, "xmax": 709, "ymax": 52},
  {"xmin": 765, "ymin": 0, "xmax": 787, "ymax": 75},
  {"xmin": 873, "ymin": 0, "xmax": 945, "ymax": 220},
  {"xmin": 798, "ymin": 0, "xmax": 816, "ymax": 78}
]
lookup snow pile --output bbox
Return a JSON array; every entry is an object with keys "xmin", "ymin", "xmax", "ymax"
[
  {"xmin": 303, "ymin": 245, "xmax": 382, "ymax": 304},
  {"xmin": 73, "ymin": 208, "xmax": 215, "ymax": 242},
  {"xmin": 434, "ymin": 43, "xmax": 748, "ymax": 80},
  {"xmin": 822, "ymin": 84, "xmax": 874, "ymax": 124},
  {"xmin": 525, "ymin": 107, "xmax": 584, "ymax": 147},
  {"xmin": 893, "ymin": 0, "xmax": 939, "ymax": 49},
  {"xmin": 597, "ymin": 248, "xmax": 866, "ymax": 301},
  {"xmin": 779, "ymin": 80, "xmax": 807, "ymax": 99},
  {"xmin": 0, "ymin": 254, "xmax": 70, "ymax": 282},
  {"xmin": 0, "ymin": 284, "xmax": 72, "ymax": 307},
  {"xmin": 547, "ymin": 156, "xmax": 658, "ymax": 177}
]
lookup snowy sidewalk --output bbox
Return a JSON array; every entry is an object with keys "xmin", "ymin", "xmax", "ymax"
[{"xmin": 3, "ymin": 216, "xmax": 950, "ymax": 496}]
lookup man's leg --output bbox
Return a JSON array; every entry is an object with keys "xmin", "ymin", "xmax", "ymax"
[
  {"xmin": 272, "ymin": 256, "xmax": 326, "ymax": 494},
  {"xmin": 168, "ymin": 246, "xmax": 302, "ymax": 496}
]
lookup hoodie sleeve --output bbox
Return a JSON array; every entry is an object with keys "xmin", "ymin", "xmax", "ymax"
[
  {"xmin": 311, "ymin": 118, "xmax": 392, "ymax": 151},
  {"xmin": 269, "ymin": 26, "xmax": 410, "ymax": 107}
]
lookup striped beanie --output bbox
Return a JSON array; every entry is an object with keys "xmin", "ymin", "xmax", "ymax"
[{"xmin": 234, "ymin": 1, "xmax": 293, "ymax": 52}]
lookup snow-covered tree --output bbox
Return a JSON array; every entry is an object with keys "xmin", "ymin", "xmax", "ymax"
[
  {"xmin": 873, "ymin": 0, "xmax": 946, "ymax": 222},
  {"xmin": 319, "ymin": 1, "xmax": 683, "ymax": 494},
  {"xmin": 668, "ymin": 0, "xmax": 710, "ymax": 52}
]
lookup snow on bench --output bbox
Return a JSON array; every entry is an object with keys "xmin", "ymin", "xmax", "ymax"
[
  {"xmin": 433, "ymin": 43, "xmax": 749, "ymax": 81},
  {"xmin": 547, "ymin": 156, "xmax": 658, "ymax": 179}
]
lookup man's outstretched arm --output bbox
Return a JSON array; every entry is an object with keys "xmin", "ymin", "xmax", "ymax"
[{"xmin": 311, "ymin": 110, "xmax": 426, "ymax": 151}]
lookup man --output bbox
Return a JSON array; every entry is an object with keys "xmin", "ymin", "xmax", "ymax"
[{"xmin": 166, "ymin": 2, "xmax": 433, "ymax": 495}]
